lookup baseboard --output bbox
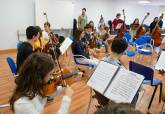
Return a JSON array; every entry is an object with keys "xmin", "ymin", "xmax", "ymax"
[{"xmin": 0, "ymin": 48, "xmax": 17, "ymax": 54}]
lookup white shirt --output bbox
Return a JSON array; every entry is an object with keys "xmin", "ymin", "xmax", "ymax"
[
  {"xmin": 14, "ymin": 87, "xmax": 71, "ymax": 114},
  {"xmin": 42, "ymin": 31, "xmax": 49, "ymax": 41}
]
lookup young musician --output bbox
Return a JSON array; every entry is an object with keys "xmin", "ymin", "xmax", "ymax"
[
  {"xmin": 78, "ymin": 8, "xmax": 88, "ymax": 30},
  {"xmin": 97, "ymin": 25, "xmax": 109, "ymax": 53},
  {"xmin": 42, "ymin": 22, "xmax": 51, "ymax": 41},
  {"xmin": 131, "ymin": 18, "xmax": 140, "ymax": 31},
  {"xmin": 94, "ymin": 38, "xmax": 129, "ymax": 107},
  {"xmin": 99, "ymin": 15, "xmax": 105, "ymax": 27},
  {"xmin": 159, "ymin": 16, "xmax": 163, "ymax": 28},
  {"xmin": 112, "ymin": 13, "xmax": 124, "ymax": 32},
  {"xmin": 84, "ymin": 24, "xmax": 93, "ymax": 42},
  {"xmin": 72, "ymin": 29, "xmax": 99, "ymax": 66},
  {"xmin": 149, "ymin": 17, "xmax": 159, "ymax": 34},
  {"xmin": 149, "ymin": 16, "xmax": 163, "ymax": 34},
  {"xmin": 88, "ymin": 20, "xmax": 95, "ymax": 31},
  {"xmin": 10, "ymin": 53, "xmax": 73, "ymax": 114},
  {"xmin": 94, "ymin": 101, "xmax": 141, "ymax": 114},
  {"xmin": 16, "ymin": 26, "xmax": 40, "ymax": 71},
  {"xmin": 34, "ymin": 26, "xmax": 47, "ymax": 51}
]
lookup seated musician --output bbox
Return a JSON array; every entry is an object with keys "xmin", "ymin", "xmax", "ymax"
[
  {"xmin": 94, "ymin": 101, "xmax": 142, "ymax": 114},
  {"xmin": 97, "ymin": 25, "xmax": 109, "ymax": 53},
  {"xmin": 94, "ymin": 38, "xmax": 139, "ymax": 107},
  {"xmin": 34, "ymin": 26, "xmax": 47, "ymax": 51},
  {"xmin": 112, "ymin": 13, "xmax": 124, "ymax": 33},
  {"xmin": 84, "ymin": 24, "xmax": 93, "ymax": 43},
  {"xmin": 88, "ymin": 20, "xmax": 95, "ymax": 31},
  {"xmin": 72, "ymin": 29, "xmax": 99, "ymax": 66},
  {"xmin": 16, "ymin": 26, "xmax": 40, "ymax": 71},
  {"xmin": 10, "ymin": 53, "xmax": 73, "ymax": 114}
]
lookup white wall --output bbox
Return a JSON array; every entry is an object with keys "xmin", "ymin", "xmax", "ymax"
[
  {"xmin": 0, "ymin": 0, "xmax": 162, "ymax": 50},
  {"xmin": 0, "ymin": 0, "xmax": 35, "ymax": 50},
  {"xmin": 73, "ymin": 0, "xmax": 160, "ymax": 27}
]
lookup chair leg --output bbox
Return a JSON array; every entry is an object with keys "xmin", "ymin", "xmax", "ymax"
[
  {"xmin": 148, "ymin": 85, "xmax": 158, "ymax": 109},
  {"xmin": 161, "ymin": 102, "xmax": 165, "ymax": 113},
  {"xmin": 160, "ymin": 83, "xmax": 163, "ymax": 103}
]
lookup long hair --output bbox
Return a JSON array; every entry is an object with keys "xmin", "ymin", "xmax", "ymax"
[
  {"xmin": 10, "ymin": 53, "xmax": 55, "ymax": 112},
  {"xmin": 72, "ymin": 29, "xmax": 84, "ymax": 52}
]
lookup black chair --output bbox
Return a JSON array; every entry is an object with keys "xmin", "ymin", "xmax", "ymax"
[{"xmin": 129, "ymin": 61, "xmax": 162, "ymax": 109}]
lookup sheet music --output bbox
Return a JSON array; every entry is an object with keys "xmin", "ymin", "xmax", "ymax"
[
  {"xmin": 116, "ymin": 23, "xmax": 123, "ymax": 29},
  {"xmin": 87, "ymin": 61, "xmax": 118, "ymax": 94},
  {"xmin": 104, "ymin": 69, "xmax": 144, "ymax": 103},
  {"xmin": 59, "ymin": 37, "xmax": 73, "ymax": 55},
  {"xmin": 155, "ymin": 51, "xmax": 165, "ymax": 70}
]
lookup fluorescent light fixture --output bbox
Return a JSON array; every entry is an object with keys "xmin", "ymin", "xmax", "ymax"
[{"xmin": 138, "ymin": 0, "xmax": 151, "ymax": 4}]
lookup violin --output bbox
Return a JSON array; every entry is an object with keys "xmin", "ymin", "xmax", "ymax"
[
  {"xmin": 151, "ymin": 13, "xmax": 164, "ymax": 47},
  {"xmin": 43, "ymin": 67, "xmax": 81, "ymax": 96},
  {"xmin": 117, "ymin": 9, "xmax": 127, "ymax": 38},
  {"xmin": 134, "ymin": 12, "xmax": 150, "ymax": 40}
]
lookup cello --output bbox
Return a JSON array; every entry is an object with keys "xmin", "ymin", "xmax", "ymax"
[
  {"xmin": 151, "ymin": 13, "xmax": 164, "ymax": 47},
  {"xmin": 117, "ymin": 9, "xmax": 126, "ymax": 38},
  {"xmin": 134, "ymin": 12, "xmax": 150, "ymax": 40}
]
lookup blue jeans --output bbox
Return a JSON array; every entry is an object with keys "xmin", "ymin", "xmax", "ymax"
[{"xmin": 96, "ymin": 39, "xmax": 109, "ymax": 52}]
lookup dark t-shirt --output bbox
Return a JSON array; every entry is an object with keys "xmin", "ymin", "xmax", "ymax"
[{"xmin": 16, "ymin": 42, "xmax": 33, "ymax": 71}]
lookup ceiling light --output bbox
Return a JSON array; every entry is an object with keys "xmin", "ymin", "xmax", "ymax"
[{"xmin": 138, "ymin": 0, "xmax": 151, "ymax": 4}]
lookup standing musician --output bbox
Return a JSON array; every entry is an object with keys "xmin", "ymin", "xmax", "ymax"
[
  {"xmin": 159, "ymin": 16, "xmax": 164, "ymax": 29},
  {"xmin": 42, "ymin": 22, "xmax": 51, "ymax": 42},
  {"xmin": 16, "ymin": 26, "xmax": 40, "ymax": 72},
  {"xmin": 150, "ymin": 16, "xmax": 164, "ymax": 34},
  {"xmin": 10, "ymin": 53, "xmax": 73, "ymax": 114},
  {"xmin": 130, "ymin": 18, "xmax": 140, "ymax": 35},
  {"xmin": 112, "ymin": 13, "xmax": 124, "ymax": 33},
  {"xmin": 150, "ymin": 14, "xmax": 164, "ymax": 53},
  {"xmin": 150, "ymin": 17, "xmax": 159, "ymax": 34},
  {"xmin": 78, "ymin": 8, "xmax": 88, "ymax": 30}
]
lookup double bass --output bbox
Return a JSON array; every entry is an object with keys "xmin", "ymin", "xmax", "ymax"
[
  {"xmin": 117, "ymin": 9, "xmax": 126, "ymax": 38},
  {"xmin": 134, "ymin": 12, "xmax": 150, "ymax": 39},
  {"xmin": 151, "ymin": 13, "xmax": 164, "ymax": 47}
]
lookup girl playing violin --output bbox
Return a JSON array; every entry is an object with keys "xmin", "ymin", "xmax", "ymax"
[
  {"xmin": 72, "ymin": 29, "xmax": 99, "ymax": 67},
  {"xmin": 10, "ymin": 53, "xmax": 73, "ymax": 114}
]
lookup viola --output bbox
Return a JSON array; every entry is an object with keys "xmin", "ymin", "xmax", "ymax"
[
  {"xmin": 151, "ymin": 13, "xmax": 164, "ymax": 47},
  {"xmin": 134, "ymin": 12, "xmax": 150, "ymax": 40},
  {"xmin": 117, "ymin": 9, "xmax": 126, "ymax": 38}
]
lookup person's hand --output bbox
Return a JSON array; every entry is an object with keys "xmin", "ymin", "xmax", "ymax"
[{"xmin": 65, "ymin": 85, "xmax": 74, "ymax": 98}]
